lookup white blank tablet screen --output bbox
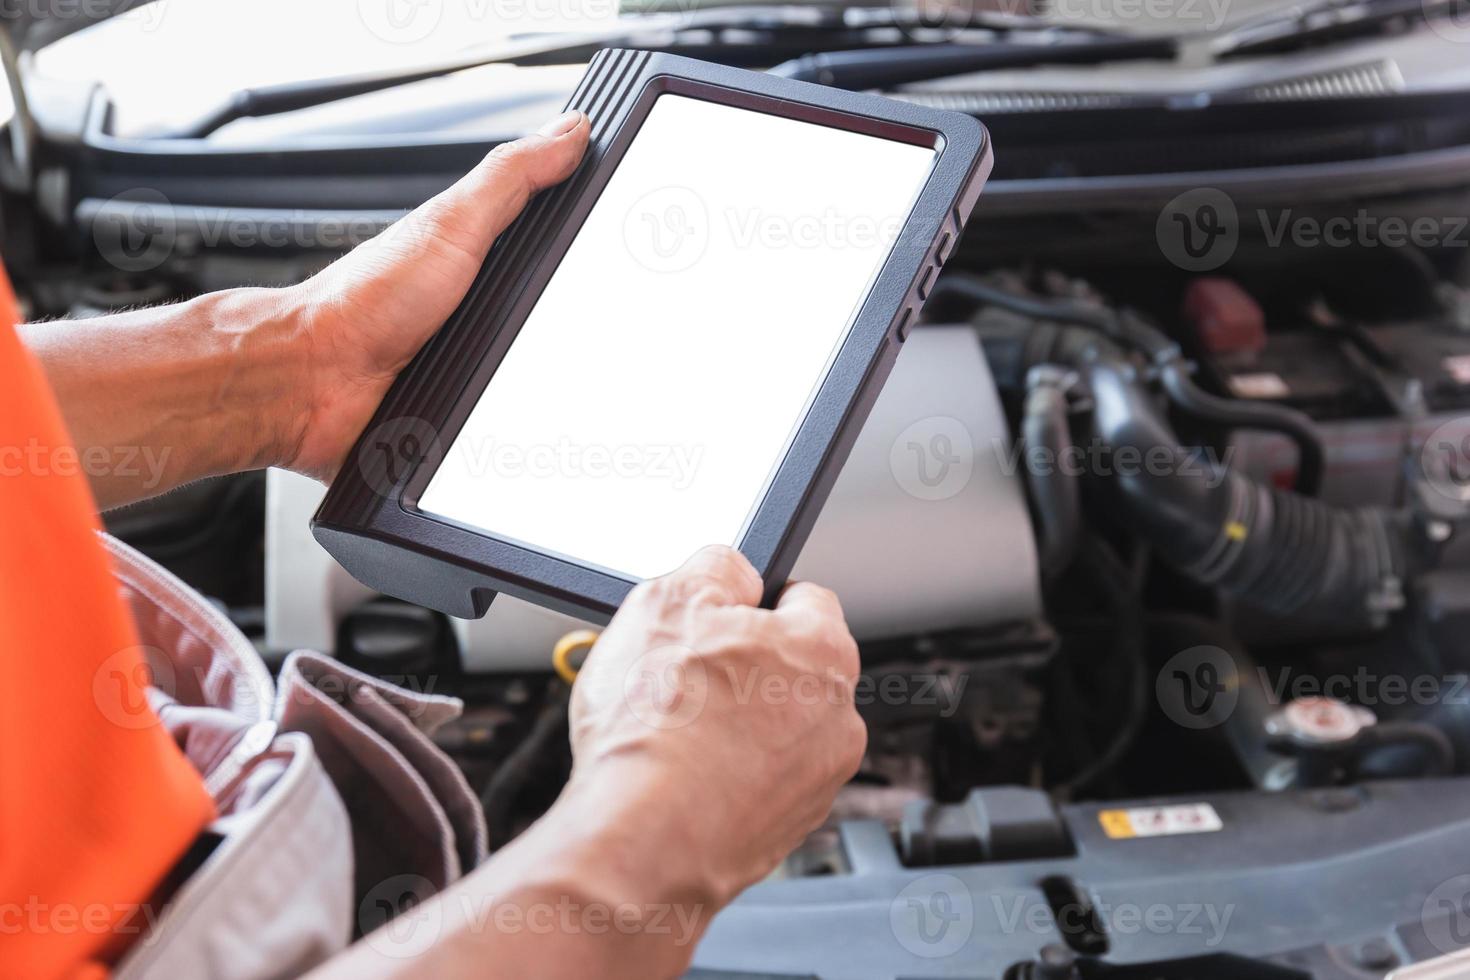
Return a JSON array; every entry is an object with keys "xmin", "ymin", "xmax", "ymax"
[{"xmin": 417, "ymin": 93, "xmax": 937, "ymax": 581}]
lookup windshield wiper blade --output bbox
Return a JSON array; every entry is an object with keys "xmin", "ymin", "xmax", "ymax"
[
  {"xmin": 770, "ymin": 35, "xmax": 1178, "ymax": 89},
  {"xmin": 148, "ymin": 29, "xmax": 627, "ymax": 140},
  {"xmin": 1214, "ymin": 0, "xmax": 1463, "ymax": 57},
  {"xmin": 143, "ymin": 7, "xmax": 869, "ymax": 139},
  {"xmin": 146, "ymin": 5, "xmax": 1145, "ymax": 140}
]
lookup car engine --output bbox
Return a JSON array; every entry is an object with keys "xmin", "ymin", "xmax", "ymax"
[
  {"xmin": 11, "ymin": 10, "xmax": 1470, "ymax": 972},
  {"xmin": 98, "ymin": 227, "xmax": 1470, "ymax": 977}
]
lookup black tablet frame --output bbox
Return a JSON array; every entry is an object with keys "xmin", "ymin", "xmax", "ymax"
[{"xmin": 313, "ymin": 48, "xmax": 994, "ymax": 622}]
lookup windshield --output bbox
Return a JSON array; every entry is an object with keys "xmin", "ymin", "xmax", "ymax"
[
  {"xmin": 30, "ymin": 0, "xmax": 1470, "ymax": 139},
  {"xmin": 33, "ymin": 0, "xmax": 622, "ymax": 135}
]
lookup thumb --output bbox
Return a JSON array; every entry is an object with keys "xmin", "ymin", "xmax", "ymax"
[
  {"xmin": 373, "ymin": 109, "xmax": 591, "ymax": 269},
  {"xmin": 433, "ymin": 110, "xmax": 591, "ymax": 255}
]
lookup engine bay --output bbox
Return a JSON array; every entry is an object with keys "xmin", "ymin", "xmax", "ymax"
[
  {"xmin": 10, "ymin": 15, "xmax": 1470, "ymax": 972},
  {"xmin": 84, "ymin": 207, "xmax": 1470, "ymax": 976}
]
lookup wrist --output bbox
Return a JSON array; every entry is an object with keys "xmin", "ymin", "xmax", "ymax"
[
  {"xmin": 269, "ymin": 275, "xmax": 401, "ymax": 482},
  {"xmin": 434, "ymin": 760, "xmax": 727, "ymax": 978},
  {"xmin": 196, "ymin": 285, "xmax": 315, "ymax": 474},
  {"xmin": 553, "ymin": 759, "xmax": 735, "ymax": 913}
]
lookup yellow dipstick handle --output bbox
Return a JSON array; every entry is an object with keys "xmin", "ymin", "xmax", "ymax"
[{"xmin": 552, "ymin": 629, "xmax": 602, "ymax": 684}]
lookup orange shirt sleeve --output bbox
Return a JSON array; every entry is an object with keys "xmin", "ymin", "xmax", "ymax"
[{"xmin": 0, "ymin": 266, "xmax": 215, "ymax": 979}]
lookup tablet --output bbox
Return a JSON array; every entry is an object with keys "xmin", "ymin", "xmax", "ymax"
[{"xmin": 313, "ymin": 49, "xmax": 993, "ymax": 622}]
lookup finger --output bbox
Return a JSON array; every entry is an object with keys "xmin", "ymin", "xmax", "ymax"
[
  {"xmin": 462, "ymin": 110, "xmax": 591, "ymax": 235},
  {"xmin": 663, "ymin": 545, "xmax": 763, "ymax": 608},
  {"xmin": 774, "ymin": 580, "xmax": 844, "ymax": 621},
  {"xmin": 401, "ymin": 110, "xmax": 591, "ymax": 263},
  {"xmin": 775, "ymin": 581, "xmax": 858, "ymax": 672}
]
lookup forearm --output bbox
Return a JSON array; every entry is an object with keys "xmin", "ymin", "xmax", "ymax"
[
  {"xmin": 14, "ymin": 117, "xmax": 592, "ymax": 510},
  {"xmin": 18, "ymin": 287, "xmax": 309, "ymax": 508},
  {"xmin": 317, "ymin": 762, "xmax": 726, "ymax": 980}
]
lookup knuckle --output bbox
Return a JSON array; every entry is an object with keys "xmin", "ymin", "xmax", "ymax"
[
  {"xmin": 479, "ymin": 141, "xmax": 534, "ymax": 194},
  {"xmin": 779, "ymin": 605, "xmax": 821, "ymax": 643},
  {"xmin": 625, "ymin": 578, "xmax": 665, "ymax": 610},
  {"xmin": 791, "ymin": 600, "xmax": 833, "ymax": 635},
  {"xmin": 668, "ymin": 573, "xmax": 732, "ymax": 609},
  {"xmin": 421, "ymin": 200, "xmax": 481, "ymax": 253},
  {"xmin": 485, "ymin": 138, "xmax": 526, "ymax": 165},
  {"xmin": 668, "ymin": 562, "xmax": 749, "ymax": 606},
  {"xmin": 787, "ymin": 581, "xmax": 841, "ymax": 616},
  {"xmin": 701, "ymin": 545, "xmax": 756, "ymax": 589},
  {"xmin": 688, "ymin": 582, "xmax": 736, "ymax": 609},
  {"xmin": 785, "ymin": 604, "xmax": 854, "ymax": 663},
  {"xmin": 625, "ymin": 573, "xmax": 731, "ymax": 620},
  {"xmin": 803, "ymin": 582, "xmax": 841, "ymax": 610}
]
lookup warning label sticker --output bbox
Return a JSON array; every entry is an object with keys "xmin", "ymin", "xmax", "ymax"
[
  {"xmin": 1098, "ymin": 803, "xmax": 1223, "ymax": 840},
  {"xmin": 1228, "ymin": 373, "xmax": 1291, "ymax": 399}
]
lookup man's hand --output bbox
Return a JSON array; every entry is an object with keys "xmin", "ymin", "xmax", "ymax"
[
  {"xmin": 20, "ymin": 110, "xmax": 590, "ymax": 507},
  {"xmin": 321, "ymin": 546, "xmax": 866, "ymax": 979},
  {"xmin": 570, "ymin": 545, "xmax": 868, "ymax": 904},
  {"xmin": 284, "ymin": 109, "xmax": 591, "ymax": 481}
]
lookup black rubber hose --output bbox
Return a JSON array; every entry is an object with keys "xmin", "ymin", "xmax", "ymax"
[
  {"xmin": 931, "ymin": 275, "xmax": 1180, "ymax": 362},
  {"xmin": 935, "ymin": 274, "xmax": 1327, "ymax": 496},
  {"xmin": 1354, "ymin": 721, "xmax": 1456, "ymax": 779},
  {"xmin": 481, "ymin": 687, "xmax": 570, "ymax": 848},
  {"xmin": 1158, "ymin": 361, "xmax": 1325, "ymax": 497},
  {"xmin": 932, "ymin": 275, "xmax": 1116, "ymax": 334},
  {"xmin": 1054, "ymin": 539, "xmax": 1148, "ymax": 799},
  {"xmin": 959, "ymin": 278, "xmax": 1394, "ymax": 624},
  {"xmin": 1087, "ymin": 358, "xmax": 1237, "ymax": 562},
  {"xmin": 1087, "ymin": 357, "xmax": 1401, "ymax": 628},
  {"xmin": 1022, "ymin": 367, "xmax": 1083, "ymax": 582}
]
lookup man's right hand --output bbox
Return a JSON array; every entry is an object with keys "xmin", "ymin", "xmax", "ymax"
[
  {"xmin": 323, "ymin": 545, "xmax": 864, "ymax": 980},
  {"xmin": 569, "ymin": 545, "xmax": 868, "ymax": 905}
]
